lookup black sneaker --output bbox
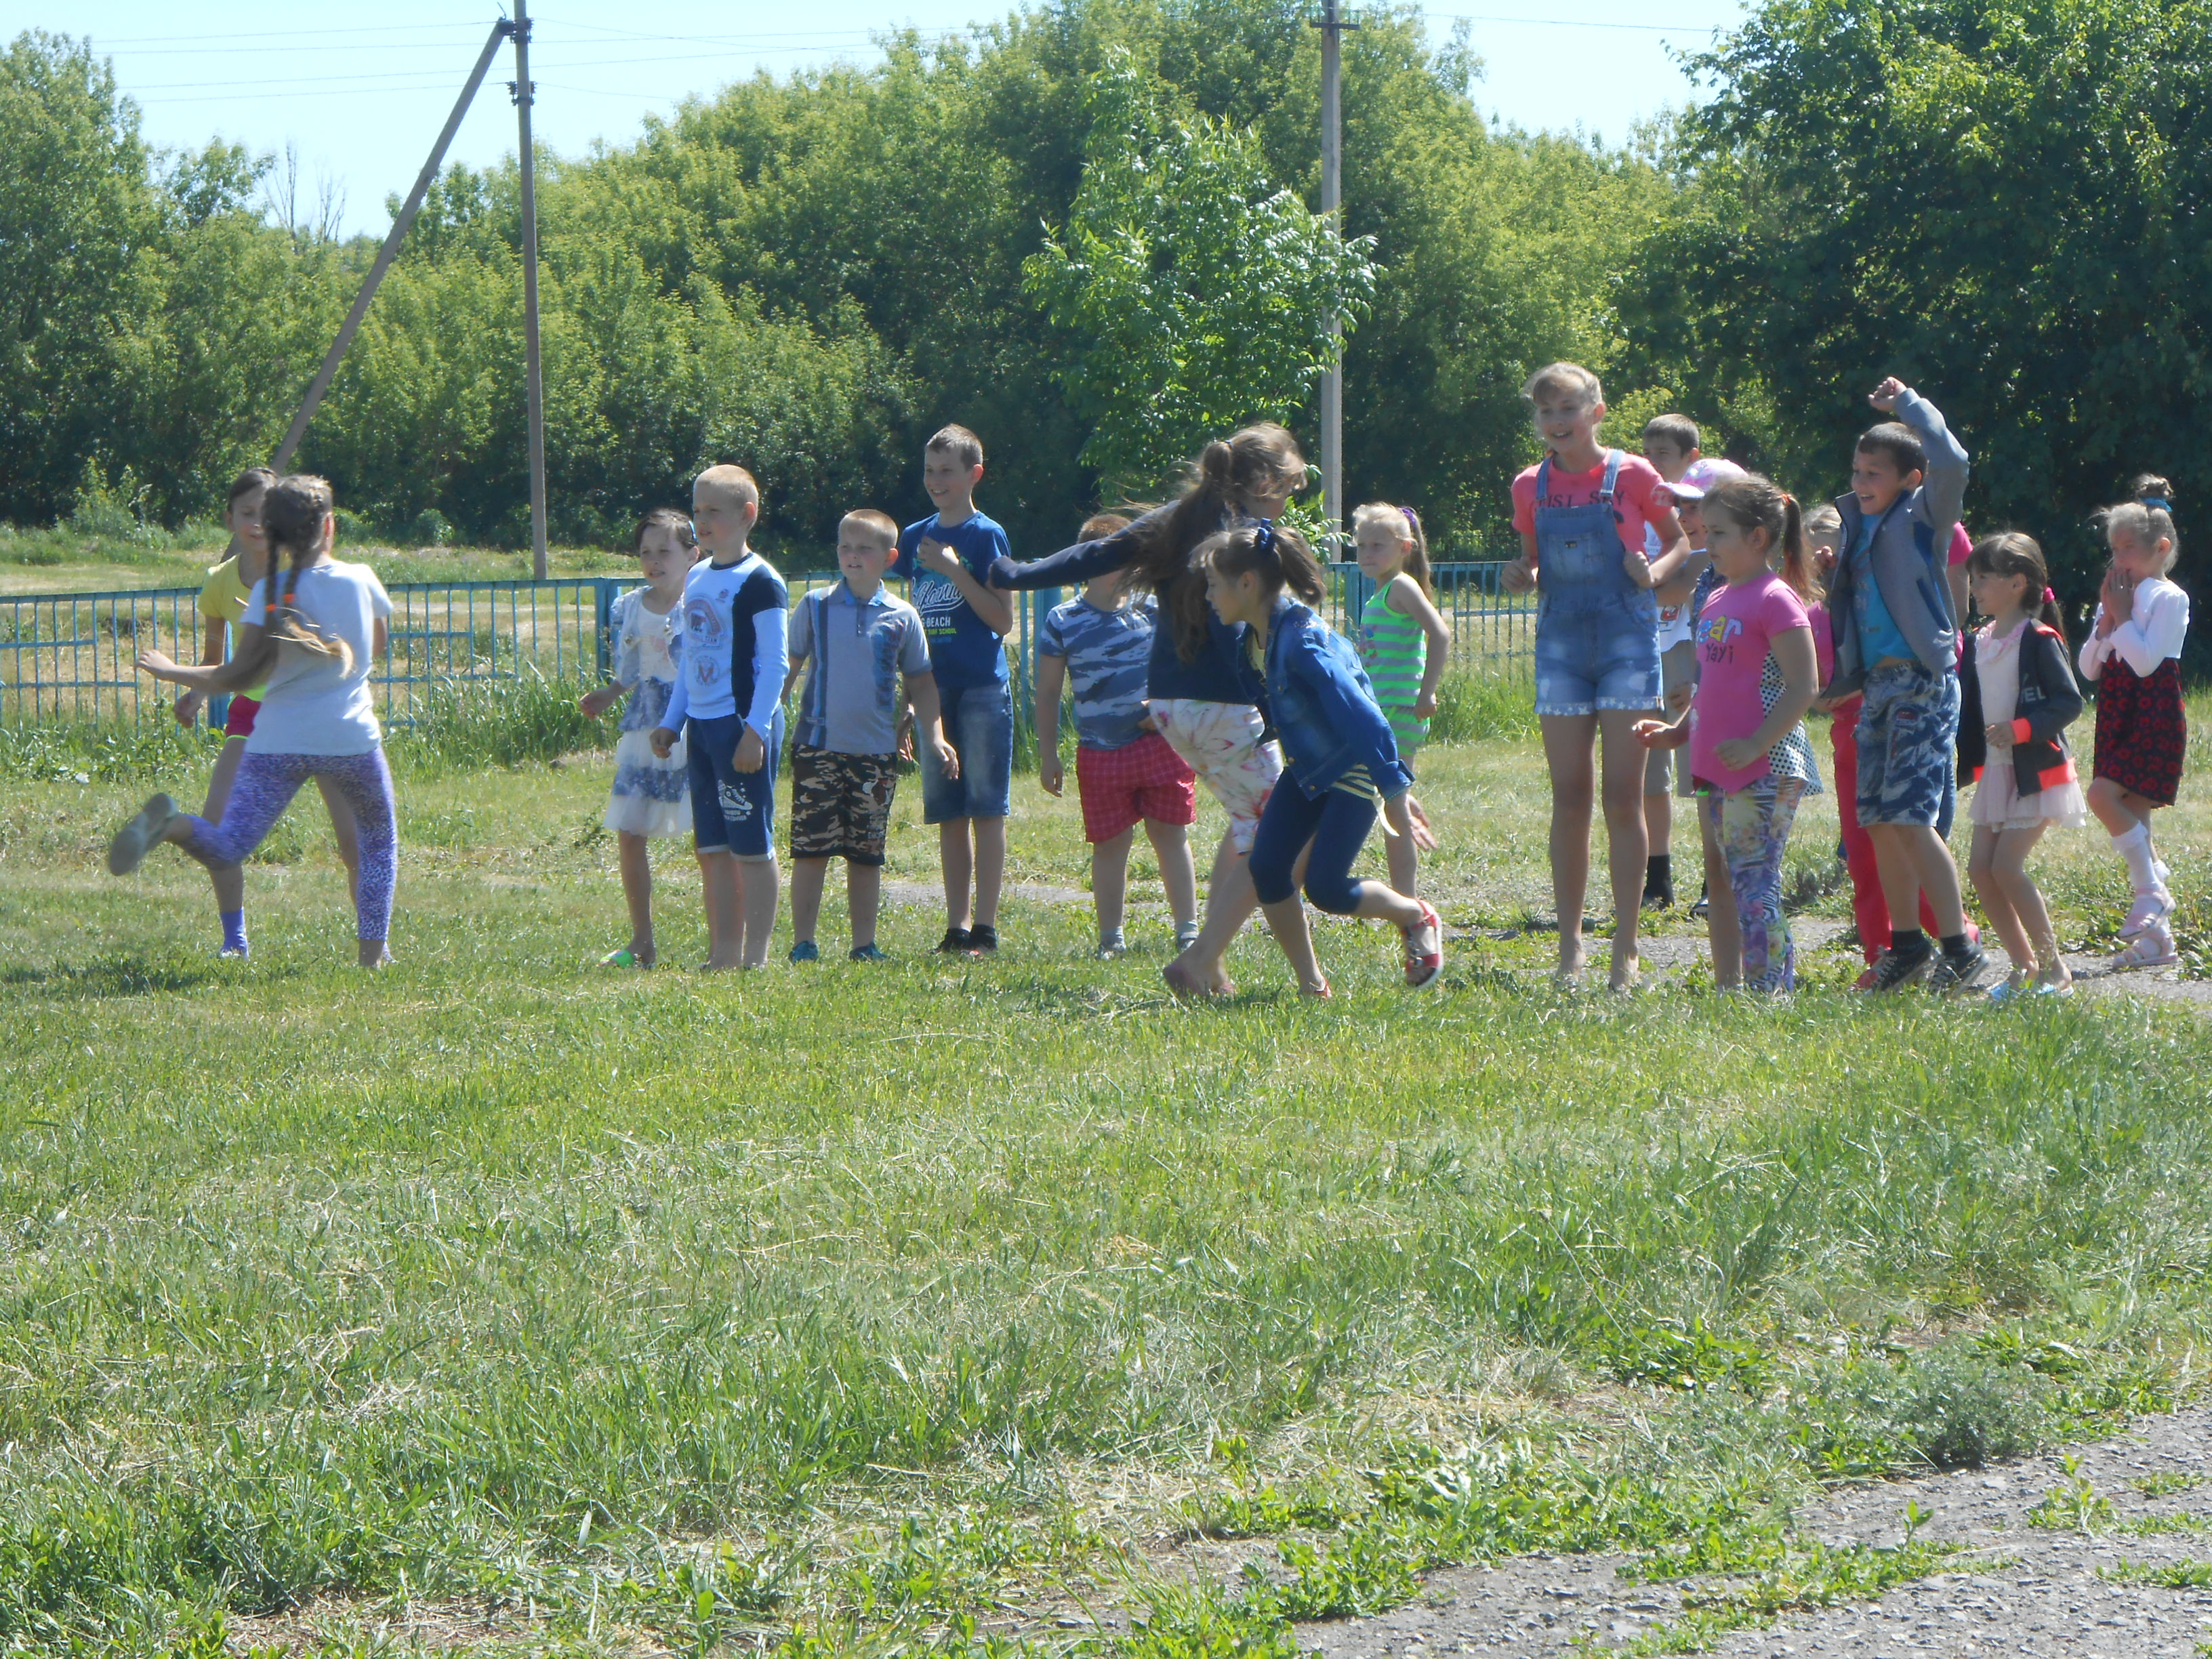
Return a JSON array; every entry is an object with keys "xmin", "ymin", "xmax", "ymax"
[
  {"xmin": 1927, "ymin": 943, "xmax": 1990, "ymax": 997},
  {"xmin": 934, "ymin": 926, "xmax": 972, "ymax": 954},
  {"xmin": 967, "ymin": 922, "xmax": 998, "ymax": 954},
  {"xmin": 1864, "ymin": 943, "xmax": 1936, "ymax": 993},
  {"xmin": 1689, "ymin": 885, "xmax": 1711, "ymax": 920},
  {"xmin": 1641, "ymin": 883, "xmax": 1674, "ymax": 912}
]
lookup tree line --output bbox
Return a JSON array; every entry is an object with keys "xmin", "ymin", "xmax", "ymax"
[{"xmin": 1, "ymin": 0, "xmax": 2206, "ymax": 600}]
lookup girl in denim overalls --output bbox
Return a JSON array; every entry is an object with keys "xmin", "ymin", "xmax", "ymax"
[{"xmin": 1504, "ymin": 363, "xmax": 1694, "ymax": 991}]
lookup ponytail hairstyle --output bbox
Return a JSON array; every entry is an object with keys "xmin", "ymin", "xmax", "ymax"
[
  {"xmin": 1966, "ymin": 531, "xmax": 2070, "ymax": 653},
  {"xmin": 1351, "ymin": 501, "xmax": 1433, "ymax": 598},
  {"xmin": 633, "ymin": 506, "xmax": 698, "ymax": 556},
  {"xmin": 1702, "ymin": 472, "xmax": 1822, "ymax": 604},
  {"xmin": 2100, "ymin": 474, "xmax": 2181, "ymax": 574},
  {"xmin": 1197, "ymin": 520, "xmax": 1327, "ymax": 611},
  {"xmin": 1136, "ymin": 423, "xmax": 1307, "ymax": 660},
  {"xmin": 209, "ymin": 474, "xmax": 350, "ymax": 692}
]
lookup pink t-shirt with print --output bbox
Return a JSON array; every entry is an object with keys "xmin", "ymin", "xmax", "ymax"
[
  {"xmin": 1691, "ymin": 571, "xmax": 1814, "ymax": 794},
  {"xmin": 1511, "ymin": 451, "xmax": 1675, "ymax": 563}
]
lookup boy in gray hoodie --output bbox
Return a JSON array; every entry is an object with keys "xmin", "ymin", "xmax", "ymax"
[{"xmin": 1819, "ymin": 375, "xmax": 1983, "ymax": 994}]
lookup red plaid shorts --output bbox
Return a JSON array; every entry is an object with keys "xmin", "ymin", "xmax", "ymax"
[{"xmin": 1076, "ymin": 733, "xmax": 1197, "ymax": 844}]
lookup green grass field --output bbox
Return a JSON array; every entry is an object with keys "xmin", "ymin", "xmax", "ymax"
[{"xmin": 3, "ymin": 712, "xmax": 2211, "ymax": 1658}]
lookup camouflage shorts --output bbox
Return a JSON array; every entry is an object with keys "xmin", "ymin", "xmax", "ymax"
[{"xmin": 790, "ymin": 743, "xmax": 900, "ymax": 865}]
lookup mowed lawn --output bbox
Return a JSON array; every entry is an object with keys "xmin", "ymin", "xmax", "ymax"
[{"xmin": 2, "ymin": 718, "xmax": 2211, "ymax": 1656}]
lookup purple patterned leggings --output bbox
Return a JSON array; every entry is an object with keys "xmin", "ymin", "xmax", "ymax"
[
  {"xmin": 180, "ymin": 749, "xmax": 397, "ymax": 941},
  {"xmin": 1702, "ymin": 775, "xmax": 1807, "ymax": 994}
]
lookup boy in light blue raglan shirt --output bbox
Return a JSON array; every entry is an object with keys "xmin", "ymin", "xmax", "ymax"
[{"xmin": 649, "ymin": 464, "xmax": 788, "ymax": 971}]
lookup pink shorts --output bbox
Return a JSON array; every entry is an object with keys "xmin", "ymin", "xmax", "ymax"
[
  {"xmin": 1076, "ymin": 733, "xmax": 1196, "ymax": 844},
  {"xmin": 1147, "ymin": 699, "xmax": 1282, "ymax": 855}
]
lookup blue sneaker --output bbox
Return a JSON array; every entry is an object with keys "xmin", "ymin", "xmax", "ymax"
[
  {"xmin": 787, "ymin": 940, "xmax": 819, "ymax": 964},
  {"xmin": 848, "ymin": 943, "xmax": 887, "ymax": 962}
]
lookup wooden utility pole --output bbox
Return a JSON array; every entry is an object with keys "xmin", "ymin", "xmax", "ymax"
[
  {"xmin": 1312, "ymin": 0, "xmax": 1356, "ymax": 558},
  {"xmin": 512, "ymin": 0, "xmax": 549, "ymax": 580},
  {"xmin": 272, "ymin": 17, "xmax": 514, "ymax": 472}
]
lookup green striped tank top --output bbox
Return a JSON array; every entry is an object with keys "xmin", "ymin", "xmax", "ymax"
[{"xmin": 1359, "ymin": 583, "xmax": 1429, "ymax": 753}]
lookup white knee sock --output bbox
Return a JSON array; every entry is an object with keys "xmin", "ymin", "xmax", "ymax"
[{"xmin": 2111, "ymin": 823, "xmax": 2162, "ymax": 895}]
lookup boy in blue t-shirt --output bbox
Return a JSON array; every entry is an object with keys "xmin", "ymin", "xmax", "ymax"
[
  {"xmin": 893, "ymin": 424, "xmax": 1015, "ymax": 954},
  {"xmin": 1035, "ymin": 529, "xmax": 1200, "ymax": 958},
  {"xmin": 650, "ymin": 464, "xmax": 789, "ymax": 970}
]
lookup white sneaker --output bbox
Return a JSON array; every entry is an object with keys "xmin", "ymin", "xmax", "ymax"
[{"xmin": 106, "ymin": 793, "xmax": 179, "ymax": 876}]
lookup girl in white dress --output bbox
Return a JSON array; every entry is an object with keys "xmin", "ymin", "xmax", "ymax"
[{"xmin": 581, "ymin": 509, "xmax": 697, "ymax": 966}]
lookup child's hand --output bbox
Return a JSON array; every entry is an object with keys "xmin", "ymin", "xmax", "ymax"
[
  {"xmin": 1622, "ymin": 546, "xmax": 1656, "ymax": 590},
  {"xmin": 1984, "ymin": 720, "xmax": 2013, "ymax": 750},
  {"xmin": 1664, "ymin": 680, "xmax": 1694, "ymax": 716},
  {"xmin": 172, "ymin": 689, "xmax": 205, "ymax": 727},
  {"xmin": 1038, "ymin": 752, "xmax": 1063, "ymax": 796},
  {"xmin": 136, "ymin": 648, "xmax": 178, "ymax": 680},
  {"xmin": 1631, "ymin": 718, "xmax": 1671, "ymax": 750},
  {"xmin": 733, "ymin": 725, "xmax": 767, "ymax": 773},
  {"xmin": 933, "ymin": 737, "xmax": 961, "ymax": 779},
  {"xmin": 648, "ymin": 726, "xmax": 678, "ymax": 759},
  {"xmin": 1714, "ymin": 737, "xmax": 1762, "ymax": 771},
  {"xmin": 1500, "ymin": 556, "xmax": 1536, "ymax": 596},
  {"xmin": 1412, "ymin": 691, "xmax": 1437, "ymax": 720},
  {"xmin": 1406, "ymin": 795, "xmax": 1439, "ymax": 853},
  {"xmin": 916, "ymin": 538, "xmax": 962, "ymax": 581},
  {"xmin": 1868, "ymin": 376, "xmax": 1908, "ymax": 412},
  {"xmin": 578, "ymin": 685, "xmax": 620, "ymax": 718},
  {"xmin": 2098, "ymin": 565, "xmax": 2135, "ymax": 631}
]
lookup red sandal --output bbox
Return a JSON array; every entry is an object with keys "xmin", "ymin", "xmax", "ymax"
[{"xmin": 1401, "ymin": 900, "xmax": 1444, "ymax": 990}]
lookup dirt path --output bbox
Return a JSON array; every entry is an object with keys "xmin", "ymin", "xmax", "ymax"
[{"xmin": 1295, "ymin": 1406, "xmax": 2212, "ymax": 1657}]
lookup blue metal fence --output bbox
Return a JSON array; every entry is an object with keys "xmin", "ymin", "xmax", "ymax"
[{"xmin": 0, "ymin": 565, "xmax": 1530, "ymax": 728}]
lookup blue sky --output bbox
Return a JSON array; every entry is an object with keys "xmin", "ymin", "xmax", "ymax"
[{"xmin": 5, "ymin": 0, "xmax": 1746, "ymax": 239}]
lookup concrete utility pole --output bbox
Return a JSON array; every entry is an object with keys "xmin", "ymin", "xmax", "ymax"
[
  {"xmin": 512, "ymin": 0, "xmax": 550, "ymax": 580},
  {"xmin": 272, "ymin": 16, "xmax": 514, "ymax": 473},
  {"xmin": 1312, "ymin": 0, "xmax": 1356, "ymax": 558}
]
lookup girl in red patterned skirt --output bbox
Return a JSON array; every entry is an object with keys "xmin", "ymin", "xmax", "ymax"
[{"xmin": 2080, "ymin": 475, "xmax": 2192, "ymax": 970}]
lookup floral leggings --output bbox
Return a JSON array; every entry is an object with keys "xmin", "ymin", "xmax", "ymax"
[
  {"xmin": 1702, "ymin": 775, "xmax": 1807, "ymax": 994},
  {"xmin": 179, "ymin": 749, "xmax": 398, "ymax": 941}
]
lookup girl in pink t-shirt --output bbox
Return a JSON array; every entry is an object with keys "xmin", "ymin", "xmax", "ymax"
[{"xmin": 1636, "ymin": 474, "xmax": 1823, "ymax": 992}]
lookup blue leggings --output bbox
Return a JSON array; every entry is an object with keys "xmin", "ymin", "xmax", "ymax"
[{"xmin": 1249, "ymin": 781, "xmax": 1377, "ymax": 914}]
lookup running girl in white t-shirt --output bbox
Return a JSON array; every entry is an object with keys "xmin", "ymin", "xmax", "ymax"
[{"xmin": 110, "ymin": 474, "xmax": 399, "ymax": 968}]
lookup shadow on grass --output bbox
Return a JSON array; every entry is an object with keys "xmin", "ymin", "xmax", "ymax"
[{"xmin": 0, "ymin": 953, "xmax": 225, "ymax": 999}]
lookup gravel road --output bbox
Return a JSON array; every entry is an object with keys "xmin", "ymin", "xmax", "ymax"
[{"xmin": 1296, "ymin": 1406, "xmax": 2212, "ymax": 1658}]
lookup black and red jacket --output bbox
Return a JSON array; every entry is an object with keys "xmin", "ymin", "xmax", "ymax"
[{"xmin": 1956, "ymin": 621, "xmax": 2083, "ymax": 796}]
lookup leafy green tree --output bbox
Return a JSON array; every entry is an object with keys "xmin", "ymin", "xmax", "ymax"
[
  {"xmin": 1023, "ymin": 57, "xmax": 1376, "ymax": 495},
  {"xmin": 1618, "ymin": 0, "xmax": 2212, "ymax": 602},
  {"xmin": 0, "ymin": 34, "xmax": 155, "ymax": 525}
]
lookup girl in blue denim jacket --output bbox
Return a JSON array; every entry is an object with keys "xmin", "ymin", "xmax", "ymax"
[{"xmin": 1201, "ymin": 523, "xmax": 1444, "ymax": 996}]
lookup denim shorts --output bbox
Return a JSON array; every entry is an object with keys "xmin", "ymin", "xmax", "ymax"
[
  {"xmin": 1534, "ymin": 599, "xmax": 1662, "ymax": 718},
  {"xmin": 1854, "ymin": 662, "xmax": 1959, "ymax": 828},
  {"xmin": 687, "ymin": 710, "xmax": 781, "ymax": 858},
  {"xmin": 922, "ymin": 678, "xmax": 1013, "ymax": 823}
]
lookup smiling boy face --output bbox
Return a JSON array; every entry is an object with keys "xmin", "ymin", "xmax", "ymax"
[
  {"xmin": 923, "ymin": 449, "xmax": 983, "ymax": 511},
  {"xmin": 1849, "ymin": 446, "xmax": 1918, "ymax": 518}
]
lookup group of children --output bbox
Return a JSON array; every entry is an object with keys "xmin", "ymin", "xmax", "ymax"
[
  {"xmin": 1509, "ymin": 363, "xmax": 2192, "ymax": 997},
  {"xmin": 104, "ymin": 386, "xmax": 2191, "ymax": 1001}
]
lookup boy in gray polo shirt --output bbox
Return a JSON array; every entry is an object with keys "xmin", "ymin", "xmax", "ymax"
[{"xmin": 782, "ymin": 510, "xmax": 956, "ymax": 962}]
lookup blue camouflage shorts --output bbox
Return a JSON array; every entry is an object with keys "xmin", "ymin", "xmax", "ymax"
[{"xmin": 1853, "ymin": 662, "xmax": 1959, "ymax": 828}]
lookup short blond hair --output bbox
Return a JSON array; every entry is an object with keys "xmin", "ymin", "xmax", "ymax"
[
  {"xmin": 1522, "ymin": 362, "xmax": 1603, "ymax": 408},
  {"xmin": 694, "ymin": 464, "xmax": 760, "ymax": 510},
  {"xmin": 840, "ymin": 509, "xmax": 899, "ymax": 548}
]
